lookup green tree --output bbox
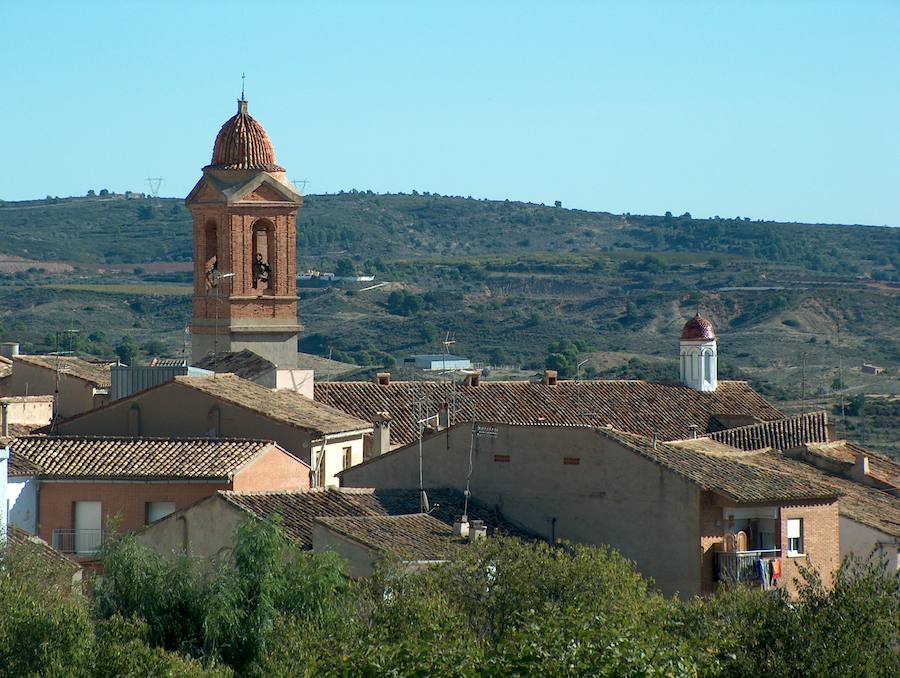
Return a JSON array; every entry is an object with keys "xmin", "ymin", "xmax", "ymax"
[{"xmin": 115, "ymin": 335, "xmax": 141, "ymax": 366}]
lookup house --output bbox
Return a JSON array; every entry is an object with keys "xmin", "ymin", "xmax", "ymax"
[
  {"xmin": 402, "ymin": 354, "xmax": 472, "ymax": 371},
  {"xmin": 700, "ymin": 413, "xmax": 900, "ymax": 570},
  {"xmin": 137, "ymin": 486, "xmax": 520, "ymax": 569},
  {"xmin": 9, "ymin": 435, "xmax": 309, "ymax": 559},
  {"xmin": 338, "ymin": 422, "xmax": 841, "ymax": 597},
  {"xmin": 861, "ymin": 363, "xmax": 884, "ymax": 375},
  {"xmin": 193, "ymin": 349, "xmax": 314, "ymax": 396},
  {"xmin": 3, "ymin": 354, "xmax": 112, "ymax": 419},
  {"xmin": 54, "ymin": 374, "xmax": 372, "ymax": 487},
  {"xmin": 1, "ymin": 395, "xmax": 54, "ymax": 430}
]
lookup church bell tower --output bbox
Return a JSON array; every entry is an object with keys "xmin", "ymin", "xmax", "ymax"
[{"xmin": 186, "ymin": 98, "xmax": 303, "ymax": 367}]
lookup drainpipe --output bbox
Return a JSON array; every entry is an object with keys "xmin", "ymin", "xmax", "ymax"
[{"xmin": 1, "ymin": 401, "xmax": 8, "ymax": 438}]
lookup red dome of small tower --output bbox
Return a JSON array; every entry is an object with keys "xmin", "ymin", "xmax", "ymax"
[
  {"xmin": 680, "ymin": 313, "xmax": 715, "ymax": 341},
  {"xmin": 207, "ymin": 99, "xmax": 284, "ymax": 171}
]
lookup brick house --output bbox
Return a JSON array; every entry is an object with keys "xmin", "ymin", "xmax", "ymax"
[
  {"xmin": 54, "ymin": 374, "xmax": 372, "ymax": 487},
  {"xmin": 338, "ymin": 422, "xmax": 841, "ymax": 597},
  {"xmin": 9, "ymin": 435, "xmax": 309, "ymax": 559}
]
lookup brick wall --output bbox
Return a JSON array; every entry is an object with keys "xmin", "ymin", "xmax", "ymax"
[
  {"xmin": 37, "ymin": 480, "xmax": 230, "ymax": 546},
  {"xmin": 779, "ymin": 500, "xmax": 840, "ymax": 595}
]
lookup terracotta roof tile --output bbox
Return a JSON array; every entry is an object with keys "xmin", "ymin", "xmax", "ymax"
[
  {"xmin": 614, "ymin": 430, "xmax": 839, "ymax": 504},
  {"xmin": 315, "ymin": 380, "xmax": 783, "ymax": 446},
  {"xmin": 15, "ymin": 355, "xmax": 112, "ymax": 388},
  {"xmin": 10, "ymin": 436, "xmax": 282, "ymax": 479},
  {"xmin": 706, "ymin": 411, "xmax": 830, "ymax": 451},
  {"xmin": 748, "ymin": 450, "xmax": 900, "ymax": 538},
  {"xmin": 793, "ymin": 440, "xmax": 900, "ymax": 489},
  {"xmin": 315, "ymin": 513, "xmax": 462, "ymax": 561},
  {"xmin": 193, "ymin": 350, "xmax": 275, "ymax": 380},
  {"xmin": 207, "ymin": 99, "xmax": 284, "ymax": 172},
  {"xmin": 6, "ymin": 525, "xmax": 81, "ymax": 574},
  {"xmin": 219, "ymin": 486, "xmax": 526, "ymax": 549},
  {"xmin": 176, "ymin": 375, "xmax": 370, "ymax": 435}
]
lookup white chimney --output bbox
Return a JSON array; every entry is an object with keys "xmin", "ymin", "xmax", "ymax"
[
  {"xmin": 853, "ymin": 450, "xmax": 870, "ymax": 481},
  {"xmin": 468, "ymin": 519, "xmax": 487, "ymax": 541},
  {"xmin": 453, "ymin": 516, "xmax": 470, "ymax": 538},
  {"xmin": 371, "ymin": 411, "xmax": 391, "ymax": 456}
]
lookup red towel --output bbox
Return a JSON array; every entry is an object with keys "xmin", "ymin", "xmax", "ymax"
[{"xmin": 771, "ymin": 558, "xmax": 782, "ymax": 580}]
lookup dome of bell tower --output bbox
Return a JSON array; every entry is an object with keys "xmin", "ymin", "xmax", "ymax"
[{"xmin": 206, "ymin": 99, "xmax": 284, "ymax": 171}]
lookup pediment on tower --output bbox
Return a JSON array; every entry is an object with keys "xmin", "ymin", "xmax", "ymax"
[{"xmin": 224, "ymin": 174, "xmax": 302, "ymax": 205}]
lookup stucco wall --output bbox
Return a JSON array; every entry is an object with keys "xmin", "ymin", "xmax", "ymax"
[
  {"xmin": 137, "ymin": 494, "xmax": 246, "ymax": 559},
  {"xmin": 314, "ymin": 433, "xmax": 367, "ymax": 488},
  {"xmin": 56, "ymin": 382, "xmax": 314, "ymax": 463},
  {"xmin": 1, "ymin": 397, "xmax": 53, "ymax": 426},
  {"xmin": 341, "ymin": 424, "xmax": 703, "ymax": 597},
  {"xmin": 231, "ymin": 446, "xmax": 310, "ymax": 492},
  {"xmin": 839, "ymin": 516, "xmax": 899, "ymax": 571},
  {"xmin": 312, "ymin": 523, "xmax": 378, "ymax": 578},
  {"xmin": 7, "ymin": 476, "xmax": 36, "ymax": 534}
]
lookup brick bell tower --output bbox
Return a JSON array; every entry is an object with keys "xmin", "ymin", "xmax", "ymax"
[{"xmin": 186, "ymin": 97, "xmax": 303, "ymax": 367}]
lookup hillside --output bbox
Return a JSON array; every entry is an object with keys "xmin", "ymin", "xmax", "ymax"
[{"xmin": 0, "ymin": 192, "xmax": 897, "ymax": 455}]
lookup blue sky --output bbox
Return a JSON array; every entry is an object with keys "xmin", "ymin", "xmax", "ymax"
[{"xmin": 2, "ymin": 1, "xmax": 898, "ymax": 226}]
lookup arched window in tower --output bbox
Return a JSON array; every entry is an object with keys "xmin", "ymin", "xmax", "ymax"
[
  {"xmin": 703, "ymin": 349, "xmax": 713, "ymax": 384},
  {"xmin": 204, "ymin": 220, "xmax": 219, "ymax": 290},
  {"xmin": 251, "ymin": 219, "xmax": 275, "ymax": 292}
]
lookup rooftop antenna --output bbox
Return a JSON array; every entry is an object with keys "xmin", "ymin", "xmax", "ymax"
[{"xmin": 145, "ymin": 177, "xmax": 164, "ymax": 198}]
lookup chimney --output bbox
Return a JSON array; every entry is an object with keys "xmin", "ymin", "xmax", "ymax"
[
  {"xmin": 463, "ymin": 372, "xmax": 480, "ymax": 387},
  {"xmin": 374, "ymin": 372, "xmax": 390, "ymax": 386},
  {"xmin": 1, "ymin": 402, "xmax": 8, "ymax": 438},
  {"xmin": 852, "ymin": 450, "xmax": 870, "ymax": 481},
  {"xmin": 0, "ymin": 342, "xmax": 19, "ymax": 359},
  {"xmin": 542, "ymin": 369, "xmax": 558, "ymax": 386},
  {"xmin": 688, "ymin": 424, "xmax": 698, "ymax": 439},
  {"xmin": 468, "ymin": 519, "xmax": 487, "ymax": 541},
  {"xmin": 453, "ymin": 516, "xmax": 470, "ymax": 538},
  {"xmin": 372, "ymin": 411, "xmax": 391, "ymax": 456}
]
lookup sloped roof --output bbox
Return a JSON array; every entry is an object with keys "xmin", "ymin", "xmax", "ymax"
[
  {"xmin": 706, "ymin": 411, "xmax": 830, "ymax": 451},
  {"xmin": 10, "ymin": 436, "xmax": 286, "ymax": 479},
  {"xmin": 605, "ymin": 429, "xmax": 839, "ymax": 504},
  {"xmin": 0, "ymin": 355, "xmax": 11, "ymax": 380},
  {"xmin": 748, "ymin": 450, "xmax": 900, "ymax": 538},
  {"xmin": 175, "ymin": 375, "xmax": 370, "ymax": 435},
  {"xmin": 6, "ymin": 525, "xmax": 81, "ymax": 574},
  {"xmin": 193, "ymin": 350, "xmax": 276, "ymax": 380},
  {"xmin": 219, "ymin": 486, "xmax": 526, "ymax": 549},
  {"xmin": 15, "ymin": 355, "xmax": 112, "ymax": 388},
  {"xmin": 314, "ymin": 380, "xmax": 783, "ymax": 446},
  {"xmin": 207, "ymin": 99, "xmax": 283, "ymax": 171},
  {"xmin": 315, "ymin": 513, "xmax": 461, "ymax": 561},
  {"xmin": 793, "ymin": 440, "xmax": 900, "ymax": 489}
]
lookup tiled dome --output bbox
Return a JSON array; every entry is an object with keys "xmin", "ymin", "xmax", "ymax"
[
  {"xmin": 681, "ymin": 313, "xmax": 716, "ymax": 341},
  {"xmin": 207, "ymin": 99, "xmax": 284, "ymax": 171}
]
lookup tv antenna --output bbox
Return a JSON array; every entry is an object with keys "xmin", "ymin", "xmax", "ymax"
[{"xmin": 146, "ymin": 177, "xmax": 164, "ymax": 198}]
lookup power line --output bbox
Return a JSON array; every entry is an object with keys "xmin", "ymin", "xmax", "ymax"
[{"xmin": 145, "ymin": 177, "xmax": 164, "ymax": 198}]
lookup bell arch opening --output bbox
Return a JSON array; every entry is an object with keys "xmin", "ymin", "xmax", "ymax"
[{"xmin": 250, "ymin": 219, "xmax": 275, "ymax": 292}]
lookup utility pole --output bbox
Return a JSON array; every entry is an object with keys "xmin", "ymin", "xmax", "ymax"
[{"xmin": 51, "ymin": 329, "xmax": 80, "ymax": 432}]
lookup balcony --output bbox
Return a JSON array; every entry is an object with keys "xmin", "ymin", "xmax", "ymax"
[
  {"xmin": 716, "ymin": 549, "xmax": 781, "ymax": 585},
  {"xmin": 52, "ymin": 529, "xmax": 105, "ymax": 555}
]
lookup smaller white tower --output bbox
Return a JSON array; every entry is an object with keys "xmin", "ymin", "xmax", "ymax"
[{"xmin": 680, "ymin": 313, "xmax": 717, "ymax": 392}]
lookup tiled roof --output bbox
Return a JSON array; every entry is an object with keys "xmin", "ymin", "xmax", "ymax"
[
  {"xmin": 681, "ymin": 313, "xmax": 716, "ymax": 340},
  {"xmin": 175, "ymin": 375, "xmax": 370, "ymax": 435},
  {"xmin": 315, "ymin": 513, "xmax": 462, "ymax": 561},
  {"xmin": 706, "ymin": 411, "xmax": 829, "ymax": 451},
  {"xmin": 792, "ymin": 441, "xmax": 900, "ymax": 489},
  {"xmin": 1, "ymin": 423, "xmax": 44, "ymax": 452},
  {"xmin": 314, "ymin": 380, "xmax": 783, "ymax": 446},
  {"xmin": 616, "ymin": 430, "xmax": 839, "ymax": 504},
  {"xmin": 10, "ymin": 436, "xmax": 282, "ymax": 479},
  {"xmin": 193, "ymin": 349, "xmax": 276, "ymax": 380},
  {"xmin": 0, "ymin": 356, "xmax": 11, "ymax": 379},
  {"xmin": 6, "ymin": 525, "xmax": 81, "ymax": 574},
  {"xmin": 219, "ymin": 486, "xmax": 527, "ymax": 549},
  {"xmin": 15, "ymin": 355, "xmax": 113, "ymax": 388},
  {"xmin": 207, "ymin": 99, "xmax": 284, "ymax": 172},
  {"xmin": 748, "ymin": 451, "xmax": 900, "ymax": 538}
]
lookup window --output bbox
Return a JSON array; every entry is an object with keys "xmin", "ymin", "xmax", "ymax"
[
  {"xmin": 146, "ymin": 501, "xmax": 176, "ymax": 524},
  {"xmin": 74, "ymin": 501, "xmax": 102, "ymax": 555},
  {"xmin": 251, "ymin": 219, "xmax": 275, "ymax": 291},
  {"xmin": 787, "ymin": 518, "xmax": 803, "ymax": 556},
  {"xmin": 343, "ymin": 446, "xmax": 353, "ymax": 470},
  {"xmin": 703, "ymin": 351, "xmax": 712, "ymax": 383}
]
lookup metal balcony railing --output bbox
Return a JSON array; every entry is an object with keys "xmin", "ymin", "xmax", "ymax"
[
  {"xmin": 716, "ymin": 549, "xmax": 781, "ymax": 584},
  {"xmin": 52, "ymin": 529, "xmax": 105, "ymax": 555}
]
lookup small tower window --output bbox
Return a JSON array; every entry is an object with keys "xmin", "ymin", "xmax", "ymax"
[
  {"xmin": 703, "ymin": 350, "xmax": 712, "ymax": 383},
  {"xmin": 251, "ymin": 220, "xmax": 275, "ymax": 292}
]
